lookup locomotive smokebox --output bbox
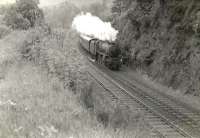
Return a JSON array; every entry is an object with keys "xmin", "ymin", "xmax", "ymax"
[{"xmin": 79, "ymin": 34, "xmax": 122, "ymax": 70}]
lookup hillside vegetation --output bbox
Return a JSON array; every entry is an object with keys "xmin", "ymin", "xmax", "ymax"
[
  {"xmin": 112, "ymin": 0, "xmax": 200, "ymax": 96},
  {"xmin": 0, "ymin": 1, "xmax": 155, "ymax": 137}
]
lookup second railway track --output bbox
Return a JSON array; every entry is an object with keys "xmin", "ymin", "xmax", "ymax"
[{"xmin": 87, "ymin": 61, "xmax": 200, "ymax": 138}]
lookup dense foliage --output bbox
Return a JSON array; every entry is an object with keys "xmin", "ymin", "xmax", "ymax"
[
  {"xmin": 112, "ymin": 0, "xmax": 200, "ymax": 96},
  {"xmin": 4, "ymin": 0, "xmax": 43, "ymax": 29}
]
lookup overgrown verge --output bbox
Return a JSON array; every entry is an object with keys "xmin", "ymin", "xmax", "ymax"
[
  {"xmin": 0, "ymin": 1, "xmax": 156, "ymax": 136},
  {"xmin": 0, "ymin": 27, "xmax": 122, "ymax": 138},
  {"xmin": 13, "ymin": 24, "xmax": 155, "ymax": 137},
  {"xmin": 80, "ymin": 81, "xmax": 153, "ymax": 137}
]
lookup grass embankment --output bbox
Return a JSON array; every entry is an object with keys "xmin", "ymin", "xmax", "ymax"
[{"xmin": 0, "ymin": 27, "xmax": 154, "ymax": 138}]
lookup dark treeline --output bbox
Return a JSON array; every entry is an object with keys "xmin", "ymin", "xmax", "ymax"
[{"xmin": 111, "ymin": 0, "xmax": 200, "ymax": 96}]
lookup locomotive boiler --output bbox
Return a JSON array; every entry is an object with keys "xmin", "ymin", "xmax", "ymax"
[{"xmin": 79, "ymin": 35, "xmax": 122, "ymax": 70}]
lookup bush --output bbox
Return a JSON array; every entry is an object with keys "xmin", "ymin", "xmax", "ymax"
[
  {"xmin": 97, "ymin": 112, "xmax": 109, "ymax": 127},
  {"xmin": 0, "ymin": 6, "xmax": 5, "ymax": 15},
  {"xmin": 80, "ymin": 83, "xmax": 94, "ymax": 109},
  {"xmin": 4, "ymin": 9, "xmax": 31, "ymax": 29},
  {"xmin": 16, "ymin": 0, "xmax": 43, "ymax": 27},
  {"xmin": 0, "ymin": 25, "xmax": 11, "ymax": 38},
  {"xmin": 110, "ymin": 106, "xmax": 129, "ymax": 130},
  {"xmin": 4, "ymin": 0, "xmax": 43, "ymax": 30}
]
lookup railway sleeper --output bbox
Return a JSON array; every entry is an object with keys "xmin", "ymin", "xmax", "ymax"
[
  {"xmin": 88, "ymin": 64, "xmax": 195, "ymax": 138},
  {"xmin": 155, "ymin": 126, "xmax": 176, "ymax": 132}
]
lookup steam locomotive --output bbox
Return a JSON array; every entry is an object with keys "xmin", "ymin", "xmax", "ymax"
[{"xmin": 79, "ymin": 35, "xmax": 122, "ymax": 70}]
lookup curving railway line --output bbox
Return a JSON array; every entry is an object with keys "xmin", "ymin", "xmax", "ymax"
[{"xmin": 87, "ymin": 60, "xmax": 200, "ymax": 138}]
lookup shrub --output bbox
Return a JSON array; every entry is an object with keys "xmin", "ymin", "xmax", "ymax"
[
  {"xmin": 16, "ymin": 0, "xmax": 43, "ymax": 27},
  {"xmin": 97, "ymin": 112, "xmax": 109, "ymax": 127},
  {"xmin": 20, "ymin": 40, "xmax": 40, "ymax": 61},
  {"xmin": 170, "ymin": 5, "xmax": 186, "ymax": 23},
  {"xmin": 110, "ymin": 106, "xmax": 129, "ymax": 130},
  {"xmin": 0, "ymin": 25, "xmax": 11, "ymax": 38},
  {"xmin": 68, "ymin": 77, "xmax": 77, "ymax": 93},
  {"xmin": 4, "ymin": 0, "xmax": 43, "ymax": 30},
  {"xmin": 80, "ymin": 83, "xmax": 94, "ymax": 109},
  {"xmin": 0, "ymin": 5, "xmax": 7, "ymax": 15},
  {"xmin": 5, "ymin": 11, "xmax": 31, "ymax": 29}
]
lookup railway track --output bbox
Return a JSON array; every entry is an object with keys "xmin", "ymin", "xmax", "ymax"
[
  {"xmin": 111, "ymin": 71, "xmax": 200, "ymax": 134},
  {"xmin": 87, "ymin": 61, "xmax": 200, "ymax": 138}
]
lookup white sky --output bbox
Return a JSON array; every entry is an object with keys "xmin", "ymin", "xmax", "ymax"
[
  {"xmin": 0, "ymin": 0, "xmax": 66, "ymax": 7},
  {"xmin": 0, "ymin": 0, "xmax": 15, "ymax": 5}
]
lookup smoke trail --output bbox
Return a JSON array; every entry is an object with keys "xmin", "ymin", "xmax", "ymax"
[{"xmin": 72, "ymin": 12, "xmax": 118, "ymax": 42}]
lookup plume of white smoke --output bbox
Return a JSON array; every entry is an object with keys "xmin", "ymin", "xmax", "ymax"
[{"xmin": 72, "ymin": 12, "xmax": 118, "ymax": 42}]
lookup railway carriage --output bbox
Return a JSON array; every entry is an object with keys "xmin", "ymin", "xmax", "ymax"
[{"xmin": 79, "ymin": 35, "xmax": 122, "ymax": 70}]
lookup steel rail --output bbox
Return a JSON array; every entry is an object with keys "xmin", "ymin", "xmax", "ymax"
[{"xmin": 87, "ymin": 62, "xmax": 193, "ymax": 138}]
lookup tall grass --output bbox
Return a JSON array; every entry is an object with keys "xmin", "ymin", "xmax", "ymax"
[
  {"xmin": 0, "ymin": 25, "xmax": 156, "ymax": 137},
  {"xmin": 79, "ymin": 79, "xmax": 154, "ymax": 138}
]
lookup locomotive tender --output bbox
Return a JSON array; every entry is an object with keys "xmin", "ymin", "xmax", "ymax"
[{"xmin": 79, "ymin": 35, "xmax": 122, "ymax": 70}]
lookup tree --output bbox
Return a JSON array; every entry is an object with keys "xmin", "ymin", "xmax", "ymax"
[
  {"xmin": 4, "ymin": 0, "xmax": 44, "ymax": 29},
  {"xmin": 16, "ymin": 0, "xmax": 43, "ymax": 27},
  {"xmin": 0, "ymin": 5, "xmax": 7, "ymax": 15}
]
